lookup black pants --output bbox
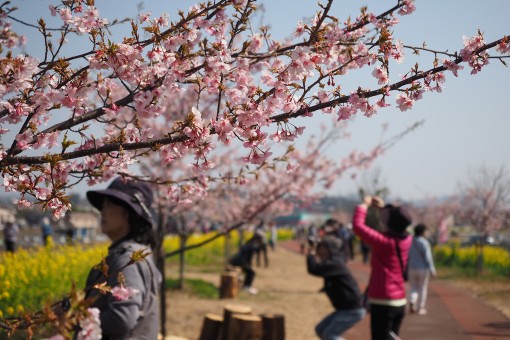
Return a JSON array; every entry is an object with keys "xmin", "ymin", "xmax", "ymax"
[
  {"xmin": 255, "ymin": 244, "xmax": 268, "ymax": 267},
  {"xmin": 5, "ymin": 240, "xmax": 16, "ymax": 252},
  {"xmin": 370, "ymin": 304, "xmax": 405, "ymax": 340},
  {"xmin": 361, "ymin": 242, "xmax": 371, "ymax": 264},
  {"xmin": 242, "ymin": 267, "xmax": 255, "ymax": 287}
]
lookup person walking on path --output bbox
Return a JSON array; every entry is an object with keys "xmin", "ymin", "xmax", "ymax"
[
  {"xmin": 360, "ymin": 240, "xmax": 371, "ymax": 264},
  {"xmin": 254, "ymin": 220, "xmax": 269, "ymax": 267},
  {"xmin": 84, "ymin": 177, "xmax": 161, "ymax": 339},
  {"xmin": 41, "ymin": 216, "xmax": 53, "ymax": 246},
  {"xmin": 229, "ymin": 233, "xmax": 264, "ymax": 294},
  {"xmin": 336, "ymin": 222, "xmax": 353, "ymax": 262},
  {"xmin": 352, "ymin": 196, "xmax": 412, "ymax": 340},
  {"xmin": 408, "ymin": 223, "xmax": 436, "ymax": 315},
  {"xmin": 268, "ymin": 221, "xmax": 277, "ymax": 251},
  {"xmin": 307, "ymin": 235, "xmax": 365, "ymax": 339},
  {"xmin": 3, "ymin": 218, "xmax": 19, "ymax": 253}
]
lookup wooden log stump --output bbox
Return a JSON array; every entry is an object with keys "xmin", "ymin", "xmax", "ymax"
[
  {"xmin": 220, "ymin": 272, "xmax": 239, "ymax": 299},
  {"xmin": 226, "ymin": 265, "xmax": 243, "ymax": 287},
  {"xmin": 221, "ymin": 304, "xmax": 253, "ymax": 340},
  {"xmin": 198, "ymin": 313, "xmax": 224, "ymax": 340},
  {"xmin": 227, "ymin": 314, "xmax": 263, "ymax": 340},
  {"xmin": 261, "ymin": 313, "xmax": 285, "ymax": 340}
]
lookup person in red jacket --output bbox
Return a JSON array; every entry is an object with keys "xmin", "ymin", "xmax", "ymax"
[{"xmin": 352, "ymin": 196, "xmax": 412, "ymax": 340}]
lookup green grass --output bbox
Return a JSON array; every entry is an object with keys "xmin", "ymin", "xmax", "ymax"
[{"xmin": 165, "ymin": 278, "xmax": 218, "ymax": 299}]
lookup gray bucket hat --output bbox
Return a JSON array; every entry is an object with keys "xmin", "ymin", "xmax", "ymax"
[{"xmin": 87, "ymin": 177, "xmax": 154, "ymax": 226}]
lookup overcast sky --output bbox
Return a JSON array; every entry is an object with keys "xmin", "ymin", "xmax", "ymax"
[{"xmin": 8, "ymin": 0, "xmax": 510, "ymax": 201}]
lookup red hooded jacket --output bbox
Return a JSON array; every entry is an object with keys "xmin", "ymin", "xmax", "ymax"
[{"xmin": 352, "ymin": 205, "xmax": 412, "ymax": 302}]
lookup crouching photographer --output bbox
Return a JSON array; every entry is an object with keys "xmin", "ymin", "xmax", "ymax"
[{"xmin": 306, "ymin": 236, "xmax": 365, "ymax": 339}]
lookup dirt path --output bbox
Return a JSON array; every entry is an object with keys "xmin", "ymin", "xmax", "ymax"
[{"xmin": 164, "ymin": 241, "xmax": 510, "ymax": 340}]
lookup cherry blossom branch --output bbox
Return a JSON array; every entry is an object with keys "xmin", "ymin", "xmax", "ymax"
[{"xmin": 270, "ymin": 36, "xmax": 509, "ymax": 122}]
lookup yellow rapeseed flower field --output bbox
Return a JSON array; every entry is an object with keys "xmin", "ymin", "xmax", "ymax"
[
  {"xmin": 434, "ymin": 243, "xmax": 510, "ymax": 275},
  {"xmin": 0, "ymin": 243, "xmax": 107, "ymax": 317}
]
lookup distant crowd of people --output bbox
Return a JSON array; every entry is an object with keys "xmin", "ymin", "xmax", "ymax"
[{"xmin": 1, "ymin": 214, "xmax": 85, "ymax": 253}]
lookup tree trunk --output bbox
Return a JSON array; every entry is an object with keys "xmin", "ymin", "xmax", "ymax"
[
  {"xmin": 476, "ymin": 242, "xmax": 484, "ymax": 275},
  {"xmin": 198, "ymin": 313, "xmax": 223, "ymax": 340},
  {"xmin": 221, "ymin": 304, "xmax": 253, "ymax": 340},
  {"xmin": 156, "ymin": 205, "xmax": 167, "ymax": 337},
  {"xmin": 178, "ymin": 234, "xmax": 187, "ymax": 289},
  {"xmin": 224, "ymin": 232, "xmax": 232, "ymax": 268},
  {"xmin": 261, "ymin": 313, "xmax": 285, "ymax": 340},
  {"xmin": 156, "ymin": 246, "xmax": 167, "ymax": 337},
  {"xmin": 227, "ymin": 314, "xmax": 263, "ymax": 340}
]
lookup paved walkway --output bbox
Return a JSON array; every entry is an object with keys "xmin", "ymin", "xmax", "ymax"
[{"xmin": 281, "ymin": 240, "xmax": 510, "ymax": 339}]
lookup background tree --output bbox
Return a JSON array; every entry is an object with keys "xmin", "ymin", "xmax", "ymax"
[
  {"xmin": 409, "ymin": 197, "xmax": 459, "ymax": 244},
  {"xmin": 457, "ymin": 165, "xmax": 510, "ymax": 274}
]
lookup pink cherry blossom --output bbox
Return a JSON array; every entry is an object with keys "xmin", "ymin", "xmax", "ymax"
[
  {"xmin": 395, "ymin": 93, "xmax": 414, "ymax": 111},
  {"xmin": 442, "ymin": 59, "xmax": 464, "ymax": 77},
  {"xmin": 337, "ymin": 105, "xmax": 357, "ymax": 121},
  {"xmin": 249, "ymin": 33, "xmax": 264, "ymax": 52},
  {"xmin": 391, "ymin": 40, "xmax": 405, "ymax": 63},
  {"xmin": 212, "ymin": 118, "xmax": 235, "ymax": 144},
  {"xmin": 58, "ymin": 8, "xmax": 73, "ymax": 24},
  {"xmin": 496, "ymin": 40, "xmax": 510, "ymax": 54},
  {"xmin": 77, "ymin": 308, "xmax": 101, "ymax": 340},
  {"xmin": 14, "ymin": 198, "xmax": 33, "ymax": 209},
  {"xmin": 348, "ymin": 93, "xmax": 369, "ymax": 113},
  {"xmin": 459, "ymin": 33, "xmax": 490, "ymax": 74},
  {"xmin": 111, "ymin": 285, "xmax": 140, "ymax": 301},
  {"xmin": 397, "ymin": 0, "xmax": 416, "ymax": 15},
  {"xmin": 372, "ymin": 67, "xmax": 389, "ymax": 84}
]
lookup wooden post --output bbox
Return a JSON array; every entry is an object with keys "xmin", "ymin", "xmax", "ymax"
[
  {"xmin": 261, "ymin": 313, "xmax": 285, "ymax": 340},
  {"xmin": 221, "ymin": 304, "xmax": 253, "ymax": 340},
  {"xmin": 220, "ymin": 272, "xmax": 239, "ymax": 299},
  {"xmin": 227, "ymin": 314, "xmax": 263, "ymax": 340},
  {"xmin": 198, "ymin": 313, "xmax": 224, "ymax": 340},
  {"xmin": 227, "ymin": 265, "xmax": 243, "ymax": 286}
]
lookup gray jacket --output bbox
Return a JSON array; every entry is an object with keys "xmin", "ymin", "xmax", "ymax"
[
  {"xmin": 85, "ymin": 238, "xmax": 161, "ymax": 339},
  {"xmin": 408, "ymin": 236, "xmax": 436, "ymax": 275}
]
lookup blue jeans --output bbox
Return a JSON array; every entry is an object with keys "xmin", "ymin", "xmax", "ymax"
[{"xmin": 315, "ymin": 307, "xmax": 365, "ymax": 340}]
